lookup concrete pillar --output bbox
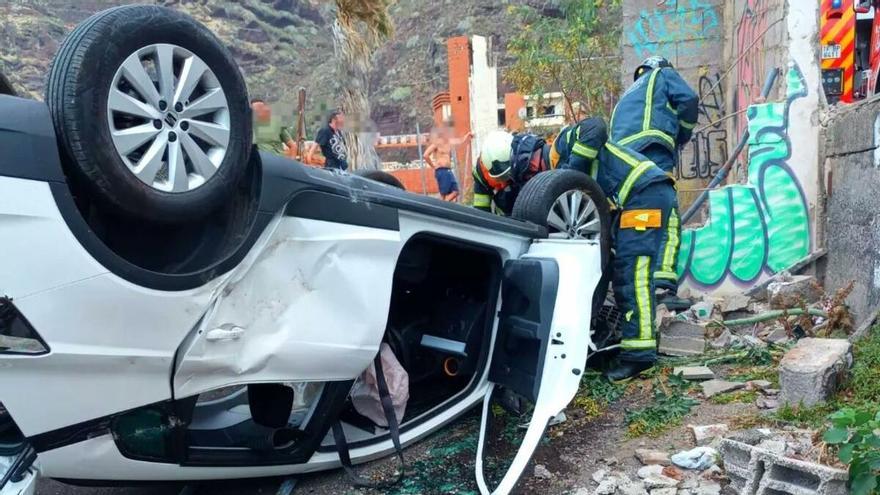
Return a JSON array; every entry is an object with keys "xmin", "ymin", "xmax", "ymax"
[
  {"xmin": 446, "ymin": 36, "xmax": 472, "ymax": 175},
  {"xmin": 504, "ymin": 92, "xmax": 526, "ymax": 132}
]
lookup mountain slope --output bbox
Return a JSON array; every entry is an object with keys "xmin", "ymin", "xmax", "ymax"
[{"xmin": 0, "ymin": 0, "xmax": 552, "ymax": 136}]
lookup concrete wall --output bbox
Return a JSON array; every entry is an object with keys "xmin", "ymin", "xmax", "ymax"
[
  {"xmin": 621, "ymin": 0, "xmax": 725, "ymax": 209},
  {"xmin": 675, "ymin": 1, "xmax": 823, "ymax": 295},
  {"xmin": 824, "ymin": 98, "xmax": 880, "ymax": 324},
  {"xmin": 622, "ymin": 0, "xmax": 824, "ymax": 296}
]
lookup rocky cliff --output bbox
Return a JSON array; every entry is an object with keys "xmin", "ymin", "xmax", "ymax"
[{"xmin": 0, "ymin": 0, "xmax": 553, "ymax": 135}]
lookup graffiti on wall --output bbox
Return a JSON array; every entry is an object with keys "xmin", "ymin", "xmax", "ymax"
[
  {"xmin": 677, "ymin": 73, "xmax": 729, "ymax": 180},
  {"xmin": 734, "ymin": 0, "xmax": 770, "ymax": 136},
  {"xmin": 677, "ymin": 62, "xmax": 811, "ymax": 288},
  {"xmin": 626, "ymin": 0, "xmax": 721, "ymax": 58}
]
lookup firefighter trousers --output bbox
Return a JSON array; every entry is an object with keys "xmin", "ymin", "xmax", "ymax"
[
  {"xmin": 613, "ymin": 180, "xmax": 678, "ymax": 363},
  {"xmin": 637, "ymin": 144, "xmax": 681, "ymax": 293}
]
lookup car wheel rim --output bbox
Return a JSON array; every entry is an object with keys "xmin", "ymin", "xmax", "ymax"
[
  {"xmin": 106, "ymin": 43, "xmax": 230, "ymax": 193},
  {"xmin": 546, "ymin": 189, "xmax": 602, "ymax": 240}
]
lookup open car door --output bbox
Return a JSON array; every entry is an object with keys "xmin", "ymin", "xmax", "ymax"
[{"xmin": 475, "ymin": 239, "xmax": 602, "ymax": 495}]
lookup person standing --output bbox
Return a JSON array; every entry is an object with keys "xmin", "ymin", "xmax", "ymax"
[
  {"xmin": 251, "ymin": 99, "xmax": 295, "ymax": 156},
  {"xmin": 556, "ymin": 117, "xmax": 677, "ymax": 381},
  {"xmin": 307, "ymin": 110, "xmax": 349, "ymax": 171},
  {"xmin": 423, "ymin": 123, "xmax": 472, "ymax": 201},
  {"xmin": 610, "ymin": 56, "xmax": 698, "ymax": 299}
]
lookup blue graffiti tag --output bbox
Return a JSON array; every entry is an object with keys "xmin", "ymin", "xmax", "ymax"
[{"xmin": 626, "ymin": 0, "xmax": 721, "ymax": 59}]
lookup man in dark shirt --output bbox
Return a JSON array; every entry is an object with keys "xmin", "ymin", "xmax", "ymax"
[{"xmin": 307, "ymin": 110, "xmax": 349, "ymax": 171}]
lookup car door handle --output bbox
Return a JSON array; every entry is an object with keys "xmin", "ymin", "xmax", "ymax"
[{"xmin": 206, "ymin": 326, "xmax": 245, "ymax": 341}]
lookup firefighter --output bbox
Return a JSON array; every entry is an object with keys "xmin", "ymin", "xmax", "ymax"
[
  {"xmin": 472, "ymin": 130, "xmax": 549, "ymax": 214},
  {"xmin": 554, "ymin": 117, "xmax": 677, "ymax": 381},
  {"xmin": 610, "ymin": 56, "xmax": 697, "ymax": 298}
]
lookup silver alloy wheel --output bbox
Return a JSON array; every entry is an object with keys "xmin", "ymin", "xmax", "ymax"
[
  {"xmin": 106, "ymin": 43, "xmax": 230, "ymax": 193},
  {"xmin": 546, "ymin": 189, "xmax": 602, "ymax": 240}
]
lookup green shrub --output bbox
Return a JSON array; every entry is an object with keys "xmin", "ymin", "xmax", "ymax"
[{"xmin": 823, "ymin": 407, "xmax": 880, "ymax": 495}]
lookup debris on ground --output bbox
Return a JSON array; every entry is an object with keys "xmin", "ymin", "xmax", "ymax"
[
  {"xmin": 700, "ymin": 379, "xmax": 745, "ymax": 398},
  {"xmin": 719, "ymin": 293, "xmax": 751, "ymax": 314},
  {"xmin": 635, "ymin": 448, "xmax": 671, "ymax": 466},
  {"xmin": 719, "ymin": 438, "xmax": 848, "ymax": 495},
  {"xmin": 768, "ymin": 274, "xmax": 824, "ymax": 306},
  {"xmin": 688, "ymin": 301, "xmax": 717, "ymax": 321},
  {"xmin": 670, "ymin": 447, "xmax": 719, "ymax": 471},
  {"xmin": 673, "ymin": 366, "xmax": 715, "ymax": 381},
  {"xmin": 779, "ymin": 338, "xmax": 852, "ymax": 406},
  {"xmin": 658, "ymin": 320, "xmax": 707, "ymax": 356},
  {"xmin": 689, "ymin": 424, "xmax": 729, "ymax": 446},
  {"xmin": 744, "ymin": 379, "xmax": 773, "ymax": 391},
  {"xmin": 533, "ymin": 463, "xmax": 554, "ymax": 480}
]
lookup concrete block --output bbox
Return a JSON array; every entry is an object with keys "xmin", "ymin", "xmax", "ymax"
[
  {"xmin": 720, "ymin": 293, "xmax": 751, "ymax": 313},
  {"xmin": 700, "ymin": 379, "xmax": 745, "ymax": 398},
  {"xmin": 719, "ymin": 439, "xmax": 847, "ymax": 495},
  {"xmin": 659, "ymin": 321, "xmax": 706, "ymax": 356},
  {"xmin": 762, "ymin": 326, "xmax": 790, "ymax": 345},
  {"xmin": 673, "ymin": 366, "xmax": 715, "ymax": 380},
  {"xmin": 767, "ymin": 275, "xmax": 823, "ymax": 305},
  {"xmin": 638, "ymin": 465, "xmax": 666, "ymax": 479},
  {"xmin": 779, "ymin": 338, "xmax": 852, "ymax": 407},
  {"xmin": 690, "ymin": 301, "xmax": 716, "ymax": 321},
  {"xmin": 635, "ymin": 448, "xmax": 672, "ymax": 466},
  {"xmin": 689, "ymin": 424, "xmax": 729, "ymax": 446}
]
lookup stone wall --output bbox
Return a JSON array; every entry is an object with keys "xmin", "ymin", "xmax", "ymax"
[{"xmin": 824, "ymin": 97, "xmax": 880, "ymax": 325}]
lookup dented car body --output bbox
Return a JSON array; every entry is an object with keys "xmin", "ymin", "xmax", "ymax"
[{"xmin": 0, "ymin": 94, "xmax": 603, "ymax": 494}]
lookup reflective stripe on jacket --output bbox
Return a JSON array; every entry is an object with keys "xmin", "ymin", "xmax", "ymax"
[
  {"xmin": 610, "ymin": 67, "xmax": 698, "ymax": 153},
  {"xmin": 553, "ymin": 123, "xmax": 670, "ymax": 207}
]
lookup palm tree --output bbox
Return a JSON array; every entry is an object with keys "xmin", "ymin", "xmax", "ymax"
[{"xmin": 332, "ymin": 0, "xmax": 394, "ymax": 170}]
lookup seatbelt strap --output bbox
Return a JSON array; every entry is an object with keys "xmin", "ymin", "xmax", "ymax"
[{"xmin": 331, "ymin": 353, "xmax": 406, "ymax": 488}]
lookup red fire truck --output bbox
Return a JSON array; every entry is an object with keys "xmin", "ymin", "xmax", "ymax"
[{"xmin": 821, "ymin": 0, "xmax": 880, "ymax": 103}]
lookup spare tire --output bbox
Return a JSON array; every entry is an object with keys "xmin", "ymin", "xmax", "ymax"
[
  {"xmin": 355, "ymin": 169, "xmax": 406, "ymax": 190},
  {"xmin": 46, "ymin": 5, "xmax": 252, "ymax": 223}
]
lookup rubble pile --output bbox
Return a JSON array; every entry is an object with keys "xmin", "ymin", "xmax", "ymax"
[
  {"xmin": 575, "ymin": 425, "xmax": 845, "ymax": 495},
  {"xmin": 657, "ymin": 274, "xmax": 847, "ymax": 358},
  {"xmin": 579, "ymin": 456, "xmax": 723, "ymax": 495}
]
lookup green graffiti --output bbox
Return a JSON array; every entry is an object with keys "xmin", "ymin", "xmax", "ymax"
[{"xmin": 678, "ymin": 62, "xmax": 811, "ymax": 288}]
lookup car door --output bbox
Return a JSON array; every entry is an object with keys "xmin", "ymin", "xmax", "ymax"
[{"xmin": 474, "ymin": 238, "xmax": 603, "ymax": 495}]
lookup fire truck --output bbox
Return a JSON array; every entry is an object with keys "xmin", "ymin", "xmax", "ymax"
[{"xmin": 821, "ymin": 0, "xmax": 880, "ymax": 103}]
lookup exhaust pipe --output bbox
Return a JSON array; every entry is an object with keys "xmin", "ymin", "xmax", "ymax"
[{"xmin": 443, "ymin": 357, "xmax": 461, "ymax": 377}]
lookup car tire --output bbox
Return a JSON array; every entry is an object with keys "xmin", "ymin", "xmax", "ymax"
[
  {"xmin": 46, "ymin": 5, "xmax": 252, "ymax": 223},
  {"xmin": 512, "ymin": 169, "xmax": 612, "ymax": 315},
  {"xmin": 355, "ymin": 169, "xmax": 406, "ymax": 190},
  {"xmin": 512, "ymin": 170, "xmax": 611, "ymax": 261}
]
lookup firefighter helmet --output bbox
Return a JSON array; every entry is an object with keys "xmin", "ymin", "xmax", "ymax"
[
  {"xmin": 634, "ymin": 56, "xmax": 673, "ymax": 81},
  {"xmin": 479, "ymin": 130, "xmax": 514, "ymax": 180}
]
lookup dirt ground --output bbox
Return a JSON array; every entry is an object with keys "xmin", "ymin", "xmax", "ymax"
[{"xmin": 37, "ymin": 375, "xmax": 758, "ymax": 495}]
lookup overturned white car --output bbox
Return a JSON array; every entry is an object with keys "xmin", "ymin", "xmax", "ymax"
[{"xmin": 0, "ymin": 5, "xmax": 612, "ymax": 495}]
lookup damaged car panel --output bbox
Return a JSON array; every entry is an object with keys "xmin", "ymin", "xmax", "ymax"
[{"xmin": 0, "ymin": 5, "xmax": 611, "ymax": 494}]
